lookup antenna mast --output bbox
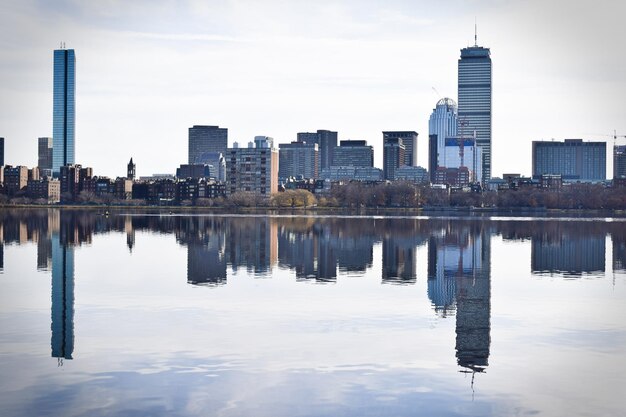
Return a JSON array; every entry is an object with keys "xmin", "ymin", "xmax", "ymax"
[{"xmin": 474, "ymin": 18, "xmax": 477, "ymax": 46}]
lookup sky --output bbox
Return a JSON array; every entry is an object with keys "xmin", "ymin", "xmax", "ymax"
[{"xmin": 1, "ymin": 0, "xmax": 625, "ymax": 178}]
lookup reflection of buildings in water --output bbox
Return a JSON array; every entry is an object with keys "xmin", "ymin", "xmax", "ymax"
[
  {"xmin": 427, "ymin": 224, "xmax": 491, "ymax": 373},
  {"xmin": 334, "ymin": 235, "xmax": 373, "ymax": 274},
  {"xmin": 227, "ymin": 218, "xmax": 277, "ymax": 275},
  {"xmin": 531, "ymin": 232, "xmax": 605, "ymax": 276},
  {"xmin": 124, "ymin": 217, "xmax": 135, "ymax": 252},
  {"xmin": 276, "ymin": 220, "xmax": 378, "ymax": 282},
  {"xmin": 51, "ymin": 235, "xmax": 74, "ymax": 362},
  {"xmin": 37, "ymin": 235, "xmax": 52, "ymax": 271},
  {"xmin": 175, "ymin": 217, "xmax": 228, "ymax": 285},
  {"xmin": 613, "ymin": 235, "xmax": 626, "ymax": 273},
  {"xmin": 382, "ymin": 237, "xmax": 417, "ymax": 284},
  {"xmin": 187, "ymin": 238, "xmax": 227, "ymax": 286},
  {"xmin": 277, "ymin": 229, "xmax": 317, "ymax": 279}
]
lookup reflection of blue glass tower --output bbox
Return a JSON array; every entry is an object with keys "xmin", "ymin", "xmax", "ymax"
[
  {"xmin": 51, "ymin": 235, "xmax": 74, "ymax": 361},
  {"xmin": 52, "ymin": 48, "xmax": 76, "ymax": 177}
]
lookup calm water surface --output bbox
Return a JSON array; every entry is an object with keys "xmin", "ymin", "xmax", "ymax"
[{"xmin": 1, "ymin": 209, "xmax": 625, "ymax": 416}]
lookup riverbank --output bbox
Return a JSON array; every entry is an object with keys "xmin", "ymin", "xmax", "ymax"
[{"xmin": 2, "ymin": 203, "xmax": 626, "ymax": 218}]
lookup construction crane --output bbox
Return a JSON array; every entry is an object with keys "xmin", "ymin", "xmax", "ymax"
[
  {"xmin": 594, "ymin": 130, "xmax": 626, "ymax": 145},
  {"xmin": 458, "ymin": 117, "xmax": 469, "ymax": 168}
]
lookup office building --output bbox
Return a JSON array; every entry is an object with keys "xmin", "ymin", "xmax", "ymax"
[
  {"xmin": 279, "ymin": 141, "xmax": 318, "ymax": 181},
  {"xmin": 383, "ymin": 137, "xmax": 405, "ymax": 181},
  {"xmin": 382, "ymin": 131, "xmax": 418, "ymax": 167},
  {"xmin": 193, "ymin": 152, "xmax": 225, "ymax": 181},
  {"xmin": 614, "ymin": 145, "xmax": 626, "ymax": 179},
  {"xmin": 188, "ymin": 125, "xmax": 228, "ymax": 165},
  {"xmin": 226, "ymin": 142, "xmax": 278, "ymax": 197},
  {"xmin": 320, "ymin": 166, "xmax": 383, "ymax": 182},
  {"xmin": 429, "ymin": 98, "xmax": 458, "ymax": 173},
  {"xmin": 332, "ymin": 140, "xmax": 374, "ymax": 168},
  {"xmin": 297, "ymin": 130, "xmax": 337, "ymax": 170},
  {"xmin": 442, "ymin": 137, "xmax": 483, "ymax": 183},
  {"xmin": 458, "ymin": 44, "xmax": 492, "ymax": 182},
  {"xmin": 532, "ymin": 139, "xmax": 606, "ymax": 181},
  {"xmin": 52, "ymin": 48, "xmax": 76, "ymax": 177},
  {"xmin": 38, "ymin": 137, "xmax": 53, "ymax": 177},
  {"xmin": 0, "ymin": 137, "xmax": 4, "ymax": 166},
  {"xmin": 395, "ymin": 166, "xmax": 429, "ymax": 184}
]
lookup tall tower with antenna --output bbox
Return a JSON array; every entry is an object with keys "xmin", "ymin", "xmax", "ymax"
[{"xmin": 458, "ymin": 25, "xmax": 491, "ymax": 183}]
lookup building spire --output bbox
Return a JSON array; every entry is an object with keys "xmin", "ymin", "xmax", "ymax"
[{"xmin": 474, "ymin": 17, "xmax": 477, "ymax": 46}]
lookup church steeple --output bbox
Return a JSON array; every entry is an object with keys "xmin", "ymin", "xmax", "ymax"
[{"xmin": 127, "ymin": 157, "xmax": 136, "ymax": 180}]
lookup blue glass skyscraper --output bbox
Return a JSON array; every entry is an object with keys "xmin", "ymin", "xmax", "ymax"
[
  {"xmin": 458, "ymin": 44, "xmax": 491, "ymax": 182},
  {"xmin": 53, "ymin": 48, "xmax": 76, "ymax": 177}
]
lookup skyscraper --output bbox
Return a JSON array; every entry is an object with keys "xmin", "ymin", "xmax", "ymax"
[
  {"xmin": 0, "ymin": 137, "xmax": 4, "ymax": 166},
  {"xmin": 383, "ymin": 137, "xmax": 405, "ymax": 181},
  {"xmin": 429, "ymin": 98, "xmax": 458, "ymax": 170},
  {"xmin": 614, "ymin": 145, "xmax": 626, "ymax": 179},
  {"xmin": 458, "ymin": 43, "xmax": 491, "ymax": 181},
  {"xmin": 188, "ymin": 125, "xmax": 228, "ymax": 165},
  {"xmin": 38, "ymin": 137, "xmax": 53, "ymax": 177},
  {"xmin": 52, "ymin": 48, "xmax": 76, "ymax": 177},
  {"xmin": 297, "ymin": 130, "xmax": 337, "ymax": 170},
  {"xmin": 278, "ymin": 141, "xmax": 318, "ymax": 181},
  {"xmin": 382, "ymin": 131, "xmax": 418, "ymax": 167}
]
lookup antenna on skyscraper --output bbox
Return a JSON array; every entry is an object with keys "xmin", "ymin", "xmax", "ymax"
[{"xmin": 474, "ymin": 17, "xmax": 478, "ymax": 46}]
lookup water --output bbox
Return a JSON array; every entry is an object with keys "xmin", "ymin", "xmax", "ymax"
[{"xmin": 1, "ymin": 209, "xmax": 625, "ymax": 416}]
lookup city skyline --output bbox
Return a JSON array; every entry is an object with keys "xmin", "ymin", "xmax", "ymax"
[{"xmin": 1, "ymin": 0, "xmax": 625, "ymax": 178}]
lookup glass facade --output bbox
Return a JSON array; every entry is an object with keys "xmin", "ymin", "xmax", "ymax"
[
  {"xmin": 458, "ymin": 46, "xmax": 491, "ymax": 182},
  {"xmin": 188, "ymin": 125, "xmax": 228, "ymax": 165},
  {"xmin": 428, "ymin": 98, "xmax": 458, "ymax": 169},
  {"xmin": 52, "ymin": 49, "xmax": 75, "ymax": 177}
]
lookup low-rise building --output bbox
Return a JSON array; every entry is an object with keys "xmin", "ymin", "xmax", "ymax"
[
  {"xmin": 27, "ymin": 178, "xmax": 60, "ymax": 203},
  {"xmin": 320, "ymin": 166, "xmax": 383, "ymax": 182},
  {"xmin": 395, "ymin": 166, "xmax": 429, "ymax": 184},
  {"xmin": 3, "ymin": 165, "xmax": 29, "ymax": 196}
]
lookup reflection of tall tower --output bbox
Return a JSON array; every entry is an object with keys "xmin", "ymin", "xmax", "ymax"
[
  {"xmin": 37, "ymin": 235, "xmax": 52, "ymax": 270},
  {"xmin": 426, "ymin": 223, "xmax": 491, "ymax": 373},
  {"xmin": 427, "ymin": 236, "xmax": 456, "ymax": 316},
  {"xmin": 51, "ymin": 234, "xmax": 74, "ymax": 362},
  {"xmin": 455, "ymin": 230, "xmax": 491, "ymax": 372}
]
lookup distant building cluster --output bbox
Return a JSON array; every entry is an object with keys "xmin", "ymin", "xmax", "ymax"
[{"xmin": 2, "ymin": 39, "xmax": 625, "ymax": 205}]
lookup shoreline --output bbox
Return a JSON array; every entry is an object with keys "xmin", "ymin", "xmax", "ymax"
[{"xmin": 1, "ymin": 204, "xmax": 625, "ymax": 218}]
